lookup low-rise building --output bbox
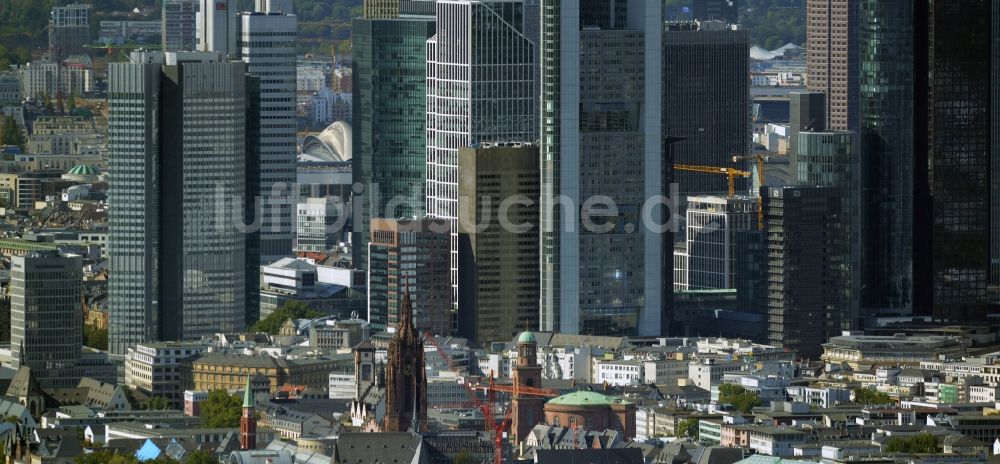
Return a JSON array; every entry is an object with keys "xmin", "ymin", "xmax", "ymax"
[
  {"xmin": 747, "ymin": 426, "xmax": 810, "ymax": 457},
  {"xmin": 180, "ymin": 352, "xmax": 345, "ymax": 395},
  {"xmin": 125, "ymin": 341, "xmax": 208, "ymax": 408},
  {"xmin": 821, "ymin": 333, "xmax": 966, "ymax": 370}
]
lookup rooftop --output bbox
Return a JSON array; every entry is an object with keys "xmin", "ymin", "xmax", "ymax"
[{"xmin": 548, "ymin": 391, "xmax": 631, "ymax": 408}]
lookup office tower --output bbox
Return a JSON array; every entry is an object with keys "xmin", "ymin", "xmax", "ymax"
[
  {"xmin": 10, "ymin": 251, "xmax": 100, "ymax": 389},
  {"xmin": 426, "ymin": 0, "xmax": 536, "ymax": 309},
  {"xmin": 806, "ymin": 0, "xmax": 859, "ymax": 131},
  {"xmin": 763, "ymin": 186, "xmax": 844, "ymax": 358},
  {"xmin": 861, "ymin": 0, "xmax": 993, "ymax": 320},
  {"xmin": 993, "ymin": 4, "xmax": 1000, "ymax": 307},
  {"xmin": 457, "ymin": 143, "xmax": 540, "ymax": 345},
  {"xmin": 198, "ymin": 0, "xmax": 237, "ymax": 56},
  {"xmin": 296, "ymin": 197, "xmax": 345, "ymax": 252},
  {"xmin": 49, "ymin": 3, "xmax": 91, "ymax": 62},
  {"xmin": 351, "ymin": 15, "xmax": 436, "ymax": 269},
  {"xmin": 692, "ymin": 0, "xmax": 738, "ymax": 23},
  {"xmin": 664, "ymin": 21, "xmax": 749, "ymax": 198},
  {"xmin": 163, "ymin": 0, "xmax": 198, "ymax": 51},
  {"xmin": 540, "ymin": 0, "xmax": 665, "ymax": 336},
  {"xmin": 239, "ymin": 6, "xmax": 298, "ymax": 259},
  {"xmin": 733, "ymin": 228, "xmax": 765, "ymax": 316},
  {"xmin": 797, "ymin": 130, "xmax": 860, "ymax": 327},
  {"xmin": 108, "ymin": 51, "xmax": 250, "ymax": 355},
  {"xmin": 788, "ymin": 91, "xmax": 826, "ymax": 165},
  {"xmin": 367, "ymin": 218, "xmax": 451, "ymax": 335},
  {"xmin": 678, "ymin": 196, "xmax": 758, "ymax": 290}
]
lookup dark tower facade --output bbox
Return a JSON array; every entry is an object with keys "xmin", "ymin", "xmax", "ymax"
[
  {"xmin": 240, "ymin": 375, "xmax": 256, "ymax": 450},
  {"xmin": 511, "ymin": 331, "xmax": 544, "ymax": 444},
  {"xmin": 383, "ymin": 290, "xmax": 427, "ymax": 432}
]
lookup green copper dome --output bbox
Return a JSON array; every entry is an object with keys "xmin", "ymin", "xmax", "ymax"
[
  {"xmin": 547, "ymin": 391, "xmax": 630, "ymax": 407},
  {"xmin": 518, "ymin": 331, "xmax": 536, "ymax": 344},
  {"xmin": 67, "ymin": 164, "xmax": 100, "ymax": 176}
]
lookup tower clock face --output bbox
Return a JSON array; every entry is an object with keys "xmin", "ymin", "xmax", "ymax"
[{"xmin": 402, "ymin": 364, "xmax": 414, "ymax": 376}]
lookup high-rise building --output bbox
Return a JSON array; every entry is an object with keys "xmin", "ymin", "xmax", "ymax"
[
  {"xmin": 163, "ymin": 0, "xmax": 197, "ymax": 52},
  {"xmin": 426, "ymin": 0, "xmax": 536, "ymax": 309},
  {"xmin": 861, "ymin": 0, "xmax": 994, "ymax": 320},
  {"xmin": 788, "ymin": 91, "xmax": 826, "ymax": 165},
  {"xmin": 992, "ymin": 3, "xmax": 1000, "ymax": 307},
  {"xmin": 49, "ymin": 3, "xmax": 91, "ymax": 61},
  {"xmin": 677, "ymin": 196, "xmax": 758, "ymax": 290},
  {"xmin": 692, "ymin": 0, "xmax": 738, "ymax": 24},
  {"xmin": 296, "ymin": 197, "xmax": 345, "ymax": 252},
  {"xmin": 540, "ymin": 0, "xmax": 665, "ymax": 336},
  {"xmin": 796, "ymin": 130, "xmax": 860, "ymax": 327},
  {"xmin": 238, "ymin": 6, "xmax": 298, "ymax": 259},
  {"xmin": 351, "ymin": 15, "xmax": 436, "ymax": 269},
  {"xmin": 806, "ymin": 0, "xmax": 859, "ymax": 131},
  {"xmin": 11, "ymin": 251, "xmax": 115, "ymax": 388},
  {"xmin": 198, "ymin": 0, "xmax": 237, "ymax": 56},
  {"xmin": 457, "ymin": 143, "xmax": 540, "ymax": 345},
  {"xmin": 763, "ymin": 186, "xmax": 844, "ymax": 358},
  {"xmin": 108, "ymin": 51, "xmax": 252, "ymax": 355},
  {"xmin": 663, "ymin": 21, "xmax": 749, "ymax": 198},
  {"xmin": 367, "ymin": 218, "xmax": 451, "ymax": 335}
]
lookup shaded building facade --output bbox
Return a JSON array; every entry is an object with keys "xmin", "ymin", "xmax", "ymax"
[{"xmin": 457, "ymin": 143, "xmax": 540, "ymax": 345}]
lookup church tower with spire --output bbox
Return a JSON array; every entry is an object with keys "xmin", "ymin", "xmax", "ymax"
[
  {"xmin": 383, "ymin": 288, "xmax": 427, "ymax": 432},
  {"xmin": 240, "ymin": 374, "xmax": 257, "ymax": 450}
]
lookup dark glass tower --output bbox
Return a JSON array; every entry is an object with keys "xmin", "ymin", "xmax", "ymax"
[
  {"xmin": 861, "ymin": 0, "xmax": 995, "ymax": 320},
  {"xmin": 351, "ymin": 17, "xmax": 436, "ymax": 269}
]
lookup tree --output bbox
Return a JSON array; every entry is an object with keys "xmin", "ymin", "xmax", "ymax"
[
  {"xmin": 184, "ymin": 450, "xmax": 218, "ymax": 464},
  {"xmin": 676, "ymin": 418, "xmax": 699, "ymax": 439},
  {"xmin": 199, "ymin": 390, "xmax": 242, "ymax": 428},
  {"xmin": 453, "ymin": 450, "xmax": 474, "ymax": 464},
  {"xmin": 141, "ymin": 396, "xmax": 169, "ymax": 411},
  {"xmin": 76, "ymin": 450, "xmax": 141, "ymax": 464},
  {"xmin": 718, "ymin": 384, "xmax": 764, "ymax": 413},
  {"xmin": 1, "ymin": 115, "xmax": 24, "ymax": 148},
  {"xmin": 66, "ymin": 93, "xmax": 77, "ymax": 114},
  {"xmin": 84, "ymin": 325, "xmax": 108, "ymax": 351},
  {"xmin": 853, "ymin": 388, "xmax": 894, "ymax": 405},
  {"xmin": 249, "ymin": 300, "xmax": 323, "ymax": 335},
  {"xmin": 884, "ymin": 432, "xmax": 937, "ymax": 454}
]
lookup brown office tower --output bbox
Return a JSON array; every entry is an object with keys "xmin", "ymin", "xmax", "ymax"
[
  {"xmin": 806, "ymin": 0, "xmax": 859, "ymax": 131},
  {"xmin": 457, "ymin": 143, "xmax": 540, "ymax": 346}
]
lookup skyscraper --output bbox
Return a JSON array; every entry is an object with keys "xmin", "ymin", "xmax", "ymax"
[
  {"xmin": 239, "ymin": 5, "xmax": 298, "ymax": 259},
  {"xmin": 861, "ymin": 0, "xmax": 994, "ymax": 319},
  {"xmin": 367, "ymin": 218, "xmax": 451, "ymax": 335},
  {"xmin": 351, "ymin": 12, "xmax": 436, "ymax": 268},
  {"xmin": 108, "ymin": 51, "xmax": 251, "ymax": 355},
  {"xmin": 426, "ymin": 0, "xmax": 536, "ymax": 308},
  {"xmin": 457, "ymin": 143, "xmax": 540, "ymax": 345},
  {"xmin": 663, "ymin": 21, "xmax": 749, "ymax": 198},
  {"xmin": 763, "ymin": 186, "xmax": 844, "ymax": 358},
  {"xmin": 788, "ymin": 91, "xmax": 826, "ymax": 165},
  {"xmin": 11, "ymin": 251, "xmax": 82, "ymax": 388},
  {"xmin": 49, "ymin": 3, "xmax": 91, "ymax": 62},
  {"xmin": 678, "ymin": 196, "xmax": 758, "ymax": 290},
  {"xmin": 540, "ymin": 0, "xmax": 665, "ymax": 336},
  {"xmin": 806, "ymin": 0, "xmax": 859, "ymax": 131},
  {"xmin": 163, "ymin": 0, "xmax": 198, "ymax": 52},
  {"xmin": 198, "ymin": 0, "xmax": 237, "ymax": 56}
]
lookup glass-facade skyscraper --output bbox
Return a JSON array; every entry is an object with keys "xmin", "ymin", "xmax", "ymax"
[
  {"xmin": 425, "ymin": 0, "xmax": 536, "ymax": 308},
  {"xmin": 351, "ymin": 16, "xmax": 436, "ymax": 269},
  {"xmin": 539, "ymin": 0, "xmax": 665, "ymax": 336},
  {"xmin": 108, "ymin": 51, "xmax": 251, "ymax": 355}
]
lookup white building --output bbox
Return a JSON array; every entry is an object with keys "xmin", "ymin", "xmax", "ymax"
[
  {"xmin": 593, "ymin": 359, "xmax": 644, "ymax": 386},
  {"xmin": 295, "ymin": 197, "xmax": 346, "ymax": 252},
  {"xmin": 688, "ymin": 359, "xmax": 745, "ymax": 391},
  {"xmin": 785, "ymin": 386, "xmax": 851, "ymax": 407},
  {"xmin": 329, "ymin": 372, "xmax": 355, "ymax": 400},
  {"xmin": 125, "ymin": 342, "xmax": 209, "ymax": 408},
  {"xmin": 18, "ymin": 60, "xmax": 93, "ymax": 100}
]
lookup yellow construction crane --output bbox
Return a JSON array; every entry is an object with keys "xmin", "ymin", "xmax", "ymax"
[
  {"xmin": 673, "ymin": 163, "xmax": 762, "ymax": 230},
  {"xmin": 673, "ymin": 164, "xmax": 751, "ymax": 198},
  {"xmin": 732, "ymin": 152, "xmax": 779, "ymax": 230}
]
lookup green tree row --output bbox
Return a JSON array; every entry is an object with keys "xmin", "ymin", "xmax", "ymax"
[
  {"xmin": 250, "ymin": 300, "xmax": 323, "ymax": 335},
  {"xmin": 718, "ymin": 383, "xmax": 764, "ymax": 413},
  {"xmin": 883, "ymin": 432, "xmax": 938, "ymax": 454},
  {"xmin": 853, "ymin": 388, "xmax": 895, "ymax": 405}
]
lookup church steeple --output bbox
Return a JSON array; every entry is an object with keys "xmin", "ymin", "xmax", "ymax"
[
  {"xmin": 239, "ymin": 374, "xmax": 257, "ymax": 450},
  {"xmin": 383, "ymin": 287, "xmax": 427, "ymax": 433}
]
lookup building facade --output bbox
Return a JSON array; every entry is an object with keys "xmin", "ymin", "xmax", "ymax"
[
  {"xmin": 806, "ymin": 0, "xmax": 859, "ymax": 131},
  {"xmin": 124, "ymin": 342, "xmax": 208, "ymax": 408},
  {"xmin": 540, "ymin": 0, "xmax": 665, "ymax": 336},
  {"xmin": 763, "ymin": 186, "xmax": 845, "ymax": 358},
  {"xmin": 456, "ymin": 144, "xmax": 540, "ymax": 345},
  {"xmin": 49, "ymin": 3, "xmax": 91, "ymax": 61},
  {"xmin": 679, "ymin": 196, "xmax": 758, "ymax": 290},
  {"xmin": 10, "ymin": 251, "xmax": 83, "ymax": 389},
  {"xmin": 425, "ymin": 0, "xmax": 537, "ymax": 308},
  {"xmin": 108, "ymin": 51, "xmax": 251, "ymax": 354},
  {"xmin": 663, "ymin": 21, "xmax": 749, "ymax": 198},
  {"xmin": 367, "ymin": 218, "xmax": 451, "ymax": 335},
  {"xmin": 163, "ymin": 0, "xmax": 197, "ymax": 52},
  {"xmin": 295, "ymin": 197, "xmax": 344, "ymax": 252},
  {"xmin": 351, "ymin": 16, "xmax": 436, "ymax": 269},
  {"xmin": 239, "ymin": 6, "xmax": 298, "ymax": 259},
  {"xmin": 383, "ymin": 291, "xmax": 427, "ymax": 432}
]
